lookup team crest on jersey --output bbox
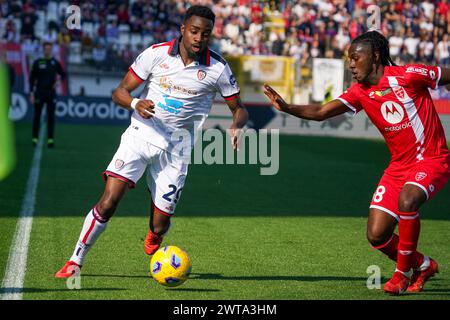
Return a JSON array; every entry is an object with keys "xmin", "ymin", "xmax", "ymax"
[
  {"xmin": 115, "ymin": 159, "xmax": 124, "ymax": 170},
  {"xmin": 229, "ymin": 74, "xmax": 237, "ymax": 86},
  {"xmin": 392, "ymin": 86, "xmax": 406, "ymax": 100},
  {"xmin": 415, "ymin": 172, "xmax": 427, "ymax": 181},
  {"xmin": 429, "ymin": 70, "xmax": 436, "ymax": 80},
  {"xmin": 197, "ymin": 70, "xmax": 207, "ymax": 81},
  {"xmin": 381, "ymin": 101, "xmax": 404, "ymax": 124}
]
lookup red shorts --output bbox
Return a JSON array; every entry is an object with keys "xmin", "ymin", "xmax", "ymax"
[{"xmin": 369, "ymin": 157, "xmax": 450, "ymax": 221}]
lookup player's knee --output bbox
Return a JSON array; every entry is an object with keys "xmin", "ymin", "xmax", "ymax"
[
  {"xmin": 366, "ymin": 228, "xmax": 391, "ymax": 247},
  {"xmin": 397, "ymin": 197, "xmax": 420, "ymax": 213},
  {"xmin": 97, "ymin": 197, "xmax": 119, "ymax": 218}
]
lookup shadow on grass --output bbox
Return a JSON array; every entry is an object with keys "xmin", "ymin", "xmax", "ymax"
[
  {"xmin": 165, "ymin": 288, "xmax": 221, "ymax": 292},
  {"xmin": 414, "ymin": 288, "xmax": 450, "ymax": 295},
  {"xmin": 190, "ymin": 273, "xmax": 370, "ymax": 282},
  {"xmin": 1, "ymin": 287, "xmax": 127, "ymax": 294},
  {"xmin": 82, "ymin": 273, "xmax": 369, "ymax": 282},
  {"xmin": 83, "ymin": 274, "xmax": 148, "ymax": 279}
]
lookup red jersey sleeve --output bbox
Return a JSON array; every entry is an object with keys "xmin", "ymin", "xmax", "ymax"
[
  {"xmin": 337, "ymin": 84, "xmax": 363, "ymax": 115},
  {"xmin": 404, "ymin": 64, "xmax": 441, "ymax": 90}
]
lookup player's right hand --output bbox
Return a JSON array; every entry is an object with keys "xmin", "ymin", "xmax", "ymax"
[
  {"xmin": 263, "ymin": 84, "xmax": 288, "ymax": 112},
  {"xmin": 135, "ymin": 99, "xmax": 155, "ymax": 119}
]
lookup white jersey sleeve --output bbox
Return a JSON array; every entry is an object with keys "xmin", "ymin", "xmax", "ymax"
[
  {"xmin": 215, "ymin": 64, "xmax": 240, "ymax": 100},
  {"xmin": 129, "ymin": 47, "xmax": 158, "ymax": 81}
]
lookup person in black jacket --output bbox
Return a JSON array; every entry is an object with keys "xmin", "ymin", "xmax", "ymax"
[{"xmin": 29, "ymin": 42, "xmax": 66, "ymax": 148}]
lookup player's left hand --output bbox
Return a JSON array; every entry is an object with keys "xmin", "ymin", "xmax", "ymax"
[
  {"xmin": 263, "ymin": 83, "xmax": 288, "ymax": 112},
  {"xmin": 229, "ymin": 124, "xmax": 243, "ymax": 151},
  {"xmin": 136, "ymin": 99, "xmax": 155, "ymax": 119}
]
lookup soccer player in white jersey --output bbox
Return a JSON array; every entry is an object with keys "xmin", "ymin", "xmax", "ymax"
[{"xmin": 56, "ymin": 5, "xmax": 248, "ymax": 278}]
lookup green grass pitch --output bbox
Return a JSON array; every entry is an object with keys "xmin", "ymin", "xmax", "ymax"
[{"xmin": 1, "ymin": 122, "xmax": 449, "ymax": 300}]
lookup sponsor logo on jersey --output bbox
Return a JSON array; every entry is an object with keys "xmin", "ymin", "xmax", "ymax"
[
  {"xmin": 159, "ymin": 63, "xmax": 170, "ymax": 69},
  {"xmin": 406, "ymin": 66, "xmax": 428, "ymax": 76},
  {"xmin": 370, "ymin": 88, "xmax": 392, "ymax": 98},
  {"xmin": 381, "ymin": 101, "xmax": 404, "ymax": 124},
  {"xmin": 197, "ymin": 70, "xmax": 207, "ymax": 81},
  {"xmin": 384, "ymin": 121, "xmax": 412, "ymax": 132},
  {"xmin": 376, "ymin": 88, "xmax": 392, "ymax": 97},
  {"xmin": 429, "ymin": 184, "xmax": 435, "ymax": 192},
  {"xmin": 157, "ymin": 95, "xmax": 184, "ymax": 114},
  {"xmin": 415, "ymin": 172, "xmax": 427, "ymax": 181},
  {"xmin": 115, "ymin": 159, "xmax": 124, "ymax": 170},
  {"xmin": 159, "ymin": 77, "xmax": 198, "ymax": 96}
]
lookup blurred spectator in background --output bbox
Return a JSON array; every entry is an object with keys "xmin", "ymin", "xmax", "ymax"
[
  {"xmin": 20, "ymin": 2, "xmax": 38, "ymax": 40},
  {"xmin": 436, "ymin": 33, "xmax": 450, "ymax": 66},
  {"xmin": 0, "ymin": 0, "xmax": 449, "ymax": 75},
  {"xmin": 92, "ymin": 43, "xmax": 107, "ymax": 67},
  {"xmin": 106, "ymin": 20, "xmax": 119, "ymax": 45}
]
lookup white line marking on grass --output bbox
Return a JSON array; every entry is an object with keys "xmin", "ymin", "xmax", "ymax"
[{"xmin": 1, "ymin": 125, "xmax": 45, "ymax": 300}]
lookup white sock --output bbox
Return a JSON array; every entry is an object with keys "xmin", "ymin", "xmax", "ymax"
[
  {"xmin": 417, "ymin": 256, "xmax": 430, "ymax": 271},
  {"xmin": 69, "ymin": 208, "xmax": 108, "ymax": 266},
  {"xmin": 395, "ymin": 268, "xmax": 412, "ymax": 279}
]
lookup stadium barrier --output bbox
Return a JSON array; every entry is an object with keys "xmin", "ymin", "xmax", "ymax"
[{"xmin": 10, "ymin": 92, "xmax": 450, "ymax": 140}]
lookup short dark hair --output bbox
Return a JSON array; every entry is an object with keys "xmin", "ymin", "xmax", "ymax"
[
  {"xmin": 184, "ymin": 5, "xmax": 215, "ymax": 25},
  {"xmin": 351, "ymin": 31, "xmax": 397, "ymax": 66},
  {"xmin": 43, "ymin": 41, "xmax": 53, "ymax": 47}
]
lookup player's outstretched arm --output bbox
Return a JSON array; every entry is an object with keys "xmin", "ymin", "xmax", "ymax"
[
  {"xmin": 112, "ymin": 71, "xmax": 155, "ymax": 119},
  {"xmin": 263, "ymin": 84, "xmax": 349, "ymax": 121},
  {"xmin": 225, "ymin": 95, "xmax": 248, "ymax": 150},
  {"xmin": 438, "ymin": 67, "xmax": 450, "ymax": 86}
]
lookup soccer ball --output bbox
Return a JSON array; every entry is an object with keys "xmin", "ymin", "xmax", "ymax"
[{"xmin": 150, "ymin": 245, "xmax": 192, "ymax": 287}]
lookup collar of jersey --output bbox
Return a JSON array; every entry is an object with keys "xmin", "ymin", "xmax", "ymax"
[{"xmin": 168, "ymin": 37, "xmax": 210, "ymax": 66}]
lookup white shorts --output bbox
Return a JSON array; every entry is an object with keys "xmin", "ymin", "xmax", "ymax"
[{"xmin": 103, "ymin": 128, "xmax": 188, "ymax": 215}]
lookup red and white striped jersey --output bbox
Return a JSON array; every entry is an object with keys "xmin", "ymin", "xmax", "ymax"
[
  {"xmin": 128, "ymin": 37, "xmax": 240, "ymax": 154},
  {"xmin": 338, "ymin": 64, "xmax": 449, "ymax": 167}
]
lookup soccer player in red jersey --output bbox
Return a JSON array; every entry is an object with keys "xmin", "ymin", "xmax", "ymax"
[{"xmin": 264, "ymin": 31, "xmax": 450, "ymax": 295}]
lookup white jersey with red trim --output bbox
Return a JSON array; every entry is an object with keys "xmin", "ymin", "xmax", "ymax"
[
  {"xmin": 338, "ymin": 64, "xmax": 449, "ymax": 167},
  {"xmin": 128, "ymin": 37, "xmax": 240, "ymax": 154}
]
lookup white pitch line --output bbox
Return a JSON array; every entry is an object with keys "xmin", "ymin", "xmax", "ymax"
[{"xmin": 1, "ymin": 124, "xmax": 45, "ymax": 300}]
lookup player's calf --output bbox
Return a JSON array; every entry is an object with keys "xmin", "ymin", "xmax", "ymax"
[{"xmin": 144, "ymin": 210, "xmax": 171, "ymax": 255}]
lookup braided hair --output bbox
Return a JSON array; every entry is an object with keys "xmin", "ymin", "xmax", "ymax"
[{"xmin": 351, "ymin": 31, "xmax": 397, "ymax": 67}]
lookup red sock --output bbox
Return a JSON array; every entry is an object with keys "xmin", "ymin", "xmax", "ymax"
[
  {"xmin": 372, "ymin": 234, "xmax": 399, "ymax": 261},
  {"xmin": 373, "ymin": 233, "xmax": 424, "ymax": 269},
  {"xmin": 397, "ymin": 212, "xmax": 421, "ymax": 273}
]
